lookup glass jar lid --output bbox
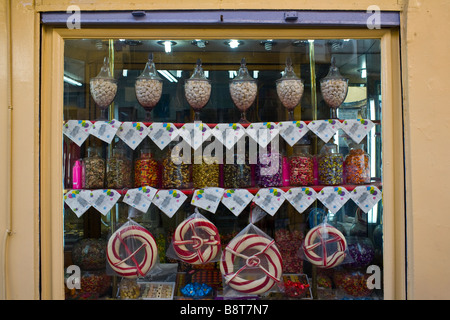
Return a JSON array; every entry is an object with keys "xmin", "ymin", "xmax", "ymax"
[
  {"xmin": 231, "ymin": 58, "xmax": 255, "ymax": 82},
  {"xmin": 92, "ymin": 57, "xmax": 116, "ymax": 81},
  {"xmin": 321, "ymin": 57, "xmax": 347, "ymax": 81},
  {"xmin": 320, "ymin": 142, "xmax": 339, "ymax": 154},
  {"xmin": 277, "ymin": 57, "xmax": 302, "ymax": 82},
  {"xmin": 137, "ymin": 53, "xmax": 163, "ymax": 81},
  {"xmin": 187, "ymin": 58, "xmax": 210, "ymax": 82}
]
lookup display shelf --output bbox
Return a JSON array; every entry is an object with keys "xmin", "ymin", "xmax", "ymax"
[{"xmin": 65, "ymin": 181, "xmax": 382, "ymax": 196}]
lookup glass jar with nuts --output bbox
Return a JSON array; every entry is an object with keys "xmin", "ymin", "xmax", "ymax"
[
  {"xmin": 185, "ymin": 59, "xmax": 211, "ymax": 121},
  {"xmin": 135, "ymin": 53, "xmax": 163, "ymax": 121},
  {"xmin": 82, "ymin": 146, "xmax": 105, "ymax": 189},
  {"xmin": 106, "ymin": 143, "xmax": 133, "ymax": 189},
  {"xmin": 162, "ymin": 142, "xmax": 192, "ymax": 189}
]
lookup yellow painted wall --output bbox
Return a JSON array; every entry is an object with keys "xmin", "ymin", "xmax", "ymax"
[{"xmin": 1, "ymin": 0, "xmax": 450, "ymax": 300}]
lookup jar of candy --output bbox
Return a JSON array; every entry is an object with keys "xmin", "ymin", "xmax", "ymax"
[
  {"xmin": 318, "ymin": 142, "xmax": 343, "ymax": 185},
  {"xmin": 71, "ymin": 238, "xmax": 107, "ymax": 270},
  {"xmin": 289, "ymin": 144, "xmax": 314, "ymax": 186},
  {"xmin": 223, "ymin": 153, "xmax": 252, "ymax": 188},
  {"xmin": 79, "ymin": 270, "xmax": 111, "ymax": 298},
  {"xmin": 82, "ymin": 146, "xmax": 105, "ymax": 189},
  {"xmin": 229, "ymin": 58, "xmax": 257, "ymax": 124},
  {"xmin": 106, "ymin": 143, "xmax": 132, "ymax": 189},
  {"xmin": 346, "ymin": 237, "xmax": 375, "ymax": 269},
  {"xmin": 344, "ymin": 143, "xmax": 370, "ymax": 185},
  {"xmin": 333, "ymin": 269, "xmax": 373, "ymax": 298},
  {"xmin": 255, "ymin": 145, "xmax": 283, "ymax": 187},
  {"xmin": 161, "ymin": 141, "xmax": 192, "ymax": 189},
  {"xmin": 134, "ymin": 145, "xmax": 159, "ymax": 188},
  {"xmin": 192, "ymin": 155, "xmax": 219, "ymax": 188}
]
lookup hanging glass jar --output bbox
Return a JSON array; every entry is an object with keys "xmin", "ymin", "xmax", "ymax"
[
  {"xmin": 106, "ymin": 143, "xmax": 133, "ymax": 189},
  {"xmin": 289, "ymin": 144, "xmax": 314, "ymax": 186},
  {"xmin": 185, "ymin": 59, "xmax": 211, "ymax": 121},
  {"xmin": 134, "ymin": 144, "xmax": 159, "ymax": 188},
  {"xmin": 90, "ymin": 57, "xmax": 117, "ymax": 120},
  {"xmin": 161, "ymin": 141, "xmax": 192, "ymax": 189},
  {"xmin": 276, "ymin": 57, "xmax": 304, "ymax": 121},
  {"xmin": 318, "ymin": 141, "xmax": 343, "ymax": 185},
  {"xmin": 135, "ymin": 53, "xmax": 163, "ymax": 121},
  {"xmin": 344, "ymin": 143, "xmax": 371, "ymax": 185},
  {"xmin": 82, "ymin": 146, "xmax": 105, "ymax": 189},
  {"xmin": 229, "ymin": 58, "xmax": 257, "ymax": 124}
]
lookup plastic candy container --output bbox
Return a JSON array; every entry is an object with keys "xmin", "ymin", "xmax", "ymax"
[
  {"xmin": 344, "ymin": 143, "xmax": 370, "ymax": 184},
  {"xmin": 289, "ymin": 144, "xmax": 314, "ymax": 186},
  {"xmin": 71, "ymin": 238, "xmax": 107, "ymax": 270},
  {"xmin": 135, "ymin": 53, "xmax": 163, "ymax": 121},
  {"xmin": 276, "ymin": 57, "xmax": 304, "ymax": 121},
  {"xmin": 82, "ymin": 146, "xmax": 105, "ymax": 189},
  {"xmin": 106, "ymin": 143, "xmax": 133, "ymax": 189},
  {"xmin": 345, "ymin": 237, "xmax": 375, "ymax": 269},
  {"xmin": 255, "ymin": 144, "xmax": 283, "ymax": 187},
  {"xmin": 223, "ymin": 154, "xmax": 252, "ymax": 188},
  {"xmin": 192, "ymin": 155, "xmax": 219, "ymax": 188},
  {"xmin": 185, "ymin": 59, "xmax": 211, "ymax": 121},
  {"xmin": 134, "ymin": 145, "xmax": 159, "ymax": 188},
  {"xmin": 229, "ymin": 58, "xmax": 257, "ymax": 123},
  {"xmin": 320, "ymin": 57, "xmax": 348, "ymax": 119},
  {"xmin": 90, "ymin": 57, "xmax": 117, "ymax": 120},
  {"xmin": 318, "ymin": 142, "xmax": 343, "ymax": 185},
  {"xmin": 161, "ymin": 142, "xmax": 192, "ymax": 189}
]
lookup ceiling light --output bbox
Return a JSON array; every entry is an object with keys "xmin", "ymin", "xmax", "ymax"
[
  {"xmin": 191, "ymin": 39, "xmax": 208, "ymax": 48},
  {"xmin": 157, "ymin": 40, "xmax": 177, "ymax": 53},
  {"xmin": 64, "ymin": 75, "xmax": 82, "ymax": 87},
  {"xmin": 157, "ymin": 70, "xmax": 178, "ymax": 83},
  {"xmin": 226, "ymin": 40, "xmax": 242, "ymax": 48},
  {"xmin": 260, "ymin": 40, "xmax": 276, "ymax": 51}
]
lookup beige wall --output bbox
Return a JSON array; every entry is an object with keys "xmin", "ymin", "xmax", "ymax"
[
  {"xmin": 1, "ymin": 0, "xmax": 450, "ymax": 299},
  {"xmin": 401, "ymin": 0, "xmax": 450, "ymax": 300}
]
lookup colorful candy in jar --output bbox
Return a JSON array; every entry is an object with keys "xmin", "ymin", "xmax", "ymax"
[
  {"xmin": 289, "ymin": 144, "xmax": 314, "ymax": 186},
  {"xmin": 344, "ymin": 143, "xmax": 370, "ymax": 184},
  {"xmin": 134, "ymin": 145, "xmax": 159, "ymax": 188},
  {"xmin": 82, "ymin": 146, "xmax": 105, "ymax": 189},
  {"xmin": 161, "ymin": 142, "xmax": 192, "ymax": 189},
  {"xmin": 106, "ymin": 143, "xmax": 133, "ymax": 189},
  {"xmin": 223, "ymin": 154, "xmax": 252, "ymax": 188},
  {"xmin": 71, "ymin": 238, "xmax": 107, "ymax": 270},
  {"xmin": 192, "ymin": 155, "xmax": 219, "ymax": 188},
  {"xmin": 345, "ymin": 237, "xmax": 375, "ymax": 269},
  {"xmin": 255, "ymin": 145, "xmax": 283, "ymax": 187},
  {"xmin": 79, "ymin": 270, "xmax": 111, "ymax": 298},
  {"xmin": 318, "ymin": 142, "xmax": 343, "ymax": 185}
]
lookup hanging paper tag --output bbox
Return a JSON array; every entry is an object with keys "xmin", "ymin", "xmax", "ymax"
[
  {"xmin": 221, "ymin": 188, "xmax": 253, "ymax": 216},
  {"xmin": 317, "ymin": 186, "xmax": 350, "ymax": 214},
  {"xmin": 178, "ymin": 122, "xmax": 212, "ymax": 150},
  {"xmin": 116, "ymin": 122, "xmax": 149, "ymax": 150},
  {"xmin": 350, "ymin": 185, "xmax": 382, "ymax": 213},
  {"xmin": 123, "ymin": 186, "xmax": 158, "ymax": 213},
  {"xmin": 152, "ymin": 189, "xmax": 188, "ymax": 218},
  {"xmin": 90, "ymin": 189, "xmax": 121, "ymax": 215},
  {"xmin": 284, "ymin": 187, "xmax": 317, "ymax": 214},
  {"xmin": 278, "ymin": 121, "xmax": 309, "ymax": 147},
  {"xmin": 252, "ymin": 188, "xmax": 285, "ymax": 216},
  {"xmin": 63, "ymin": 120, "xmax": 92, "ymax": 146},
  {"xmin": 341, "ymin": 119, "xmax": 375, "ymax": 144},
  {"xmin": 246, "ymin": 122, "xmax": 279, "ymax": 148},
  {"xmin": 89, "ymin": 119, "xmax": 122, "ymax": 144},
  {"xmin": 148, "ymin": 122, "xmax": 179, "ymax": 150},
  {"xmin": 64, "ymin": 190, "xmax": 92, "ymax": 218},
  {"xmin": 191, "ymin": 187, "xmax": 224, "ymax": 213},
  {"xmin": 212, "ymin": 123, "xmax": 246, "ymax": 150},
  {"xmin": 307, "ymin": 120, "xmax": 341, "ymax": 143}
]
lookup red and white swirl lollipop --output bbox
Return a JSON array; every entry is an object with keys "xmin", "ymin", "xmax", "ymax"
[
  {"xmin": 107, "ymin": 224, "xmax": 158, "ymax": 278},
  {"xmin": 220, "ymin": 234, "xmax": 283, "ymax": 295},
  {"xmin": 172, "ymin": 217, "xmax": 221, "ymax": 264},
  {"xmin": 302, "ymin": 224, "xmax": 347, "ymax": 269}
]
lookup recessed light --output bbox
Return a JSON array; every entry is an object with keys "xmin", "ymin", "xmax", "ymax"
[
  {"xmin": 157, "ymin": 40, "xmax": 177, "ymax": 53},
  {"xmin": 225, "ymin": 40, "xmax": 243, "ymax": 48}
]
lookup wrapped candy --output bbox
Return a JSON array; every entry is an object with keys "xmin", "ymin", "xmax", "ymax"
[
  {"xmin": 167, "ymin": 210, "xmax": 221, "ymax": 265},
  {"xmin": 220, "ymin": 222, "xmax": 283, "ymax": 297},
  {"xmin": 181, "ymin": 282, "xmax": 213, "ymax": 299},
  {"xmin": 71, "ymin": 238, "xmax": 107, "ymax": 270}
]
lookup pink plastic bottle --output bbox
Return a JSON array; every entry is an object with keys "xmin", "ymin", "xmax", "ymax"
[{"xmin": 72, "ymin": 160, "xmax": 82, "ymax": 189}]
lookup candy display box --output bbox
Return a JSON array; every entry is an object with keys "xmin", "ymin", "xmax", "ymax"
[{"xmin": 139, "ymin": 282, "xmax": 175, "ymax": 300}]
